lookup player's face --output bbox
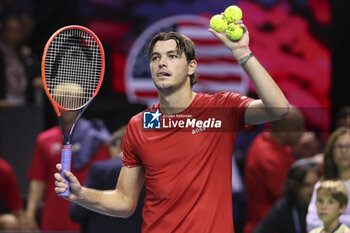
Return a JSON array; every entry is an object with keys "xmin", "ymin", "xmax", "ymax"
[
  {"xmin": 316, "ymin": 192, "xmax": 345, "ymax": 225},
  {"xmin": 149, "ymin": 39, "xmax": 195, "ymax": 92},
  {"xmin": 333, "ymin": 133, "xmax": 350, "ymax": 171}
]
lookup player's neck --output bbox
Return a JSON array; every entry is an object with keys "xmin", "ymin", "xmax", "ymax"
[{"xmin": 158, "ymin": 89, "xmax": 196, "ymax": 114}]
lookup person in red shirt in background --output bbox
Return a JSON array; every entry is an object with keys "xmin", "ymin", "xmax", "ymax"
[
  {"xmin": 22, "ymin": 111, "xmax": 111, "ymax": 232},
  {"xmin": 244, "ymin": 106, "xmax": 305, "ymax": 233},
  {"xmin": 0, "ymin": 157, "xmax": 25, "ymax": 231},
  {"xmin": 54, "ymin": 18, "xmax": 290, "ymax": 233}
]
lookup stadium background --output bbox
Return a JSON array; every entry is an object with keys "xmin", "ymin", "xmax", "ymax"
[{"xmin": 0, "ymin": 0, "xmax": 348, "ymax": 228}]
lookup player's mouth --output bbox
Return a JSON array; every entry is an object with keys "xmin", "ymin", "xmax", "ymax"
[{"xmin": 157, "ymin": 71, "xmax": 171, "ymax": 78}]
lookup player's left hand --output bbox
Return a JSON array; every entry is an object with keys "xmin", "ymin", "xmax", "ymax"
[
  {"xmin": 208, "ymin": 19, "xmax": 251, "ymax": 60},
  {"xmin": 54, "ymin": 163, "xmax": 82, "ymax": 201}
]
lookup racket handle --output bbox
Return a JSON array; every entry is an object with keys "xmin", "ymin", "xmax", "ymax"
[{"xmin": 58, "ymin": 146, "xmax": 72, "ymax": 197}]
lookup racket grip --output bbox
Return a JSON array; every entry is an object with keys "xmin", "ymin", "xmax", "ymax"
[{"xmin": 58, "ymin": 146, "xmax": 72, "ymax": 197}]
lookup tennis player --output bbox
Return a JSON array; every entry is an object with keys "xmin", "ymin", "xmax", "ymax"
[{"xmin": 54, "ymin": 21, "xmax": 290, "ymax": 233}]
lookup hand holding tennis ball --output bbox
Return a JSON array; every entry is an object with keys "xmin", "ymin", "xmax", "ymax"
[
  {"xmin": 209, "ymin": 5, "xmax": 244, "ymax": 41},
  {"xmin": 210, "ymin": 14, "xmax": 228, "ymax": 32}
]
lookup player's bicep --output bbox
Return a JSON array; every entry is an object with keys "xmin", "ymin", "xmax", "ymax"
[
  {"xmin": 116, "ymin": 166, "xmax": 145, "ymax": 210},
  {"xmin": 244, "ymin": 100, "xmax": 280, "ymax": 125}
]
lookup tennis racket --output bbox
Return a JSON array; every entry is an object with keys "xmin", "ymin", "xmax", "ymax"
[{"xmin": 41, "ymin": 25, "xmax": 105, "ymax": 197}]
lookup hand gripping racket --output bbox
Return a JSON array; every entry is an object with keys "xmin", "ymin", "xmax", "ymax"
[{"xmin": 42, "ymin": 25, "xmax": 105, "ymax": 197}]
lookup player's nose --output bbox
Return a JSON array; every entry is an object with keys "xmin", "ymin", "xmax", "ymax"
[{"xmin": 159, "ymin": 57, "xmax": 167, "ymax": 67}]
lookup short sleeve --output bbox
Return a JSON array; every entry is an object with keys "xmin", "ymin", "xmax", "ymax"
[
  {"xmin": 216, "ymin": 92, "xmax": 255, "ymax": 131},
  {"xmin": 122, "ymin": 117, "xmax": 142, "ymax": 168}
]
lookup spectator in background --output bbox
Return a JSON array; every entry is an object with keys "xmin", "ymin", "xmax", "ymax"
[
  {"xmin": 23, "ymin": 111, "xmax": 111, "ymax": 232},
  {"xmin": 0, "ymin": 14, "xmax": 41, "ymax": 108},
  {"xmin": 70, "ymin": 125, "xmax": 144, "ymax": 233},
  {"xmin": 0, "ymin": 0, "xmax": 35, "ymax": 35},
  {"xmin": 254, "ymin": 158, "xmax": 320, "ymax": 233},
  {"xmin": 293, "ymin": 131, "xmax": 324, "ymax": 166},
  {"xmin": 293, "ymin": 131, "xmax": 323, "ymax": 160},
  {"xmin": 244, "ymin": 106, "xmax": 305, "ymax": 233},
  {"xmin": 309, "ymin": 180, "xmax": 349, "ymax": 233},
  {"xmin": 306, "ymin": 127, "xmax": 350, "ymax": 231},
  {"xmin": 335, "ymin": 106, "xmax": 350, "ymax": 129},
  {"xmin": 309, "ymin": 106, "xmax": 350, "ymax": 168},
  {"xmin": 0, "ymin": 157, "xmax": 25, "ymax": 231}
]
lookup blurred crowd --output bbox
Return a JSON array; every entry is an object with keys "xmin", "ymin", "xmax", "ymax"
[{"xmin": 2, "ymin": 0, "xmax": 349, "ymax": 233}]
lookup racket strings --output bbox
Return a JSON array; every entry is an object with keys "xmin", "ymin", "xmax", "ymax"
[{"xmin": 44, "ymin": 28, "xmax": 102, "ymax": 109}]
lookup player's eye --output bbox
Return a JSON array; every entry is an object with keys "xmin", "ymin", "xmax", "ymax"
[
  {"xmin": 169, "ymin": 54, "xmax": 178, "ymax": 59},
  {"xmin": 151, "ymin": 55, "xmax": 160, "ymax": 61}
]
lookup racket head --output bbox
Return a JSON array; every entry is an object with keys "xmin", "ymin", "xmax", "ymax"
[{"xmin": 41, "ymin": 25, "xmax": 105, "ymax": 114}]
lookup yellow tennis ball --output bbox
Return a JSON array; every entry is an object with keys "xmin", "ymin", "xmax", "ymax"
[
  {"xmin": 53, "ymin": 82, "xmax": 84, "ymax": 97},
  {"xmin": 52, "ymin": 82, "xmax": 84, "ymax": 108},
  {"xmin": 224, "ymin": 5, "xmax": 243, "ymax": 23},
  {"xmin": 210, "ymin": 14, "xmax": 228, "ymax": 32},
  {"xmin": 226, "ymin": 24, "xmax": 243, "ymax": 41}
]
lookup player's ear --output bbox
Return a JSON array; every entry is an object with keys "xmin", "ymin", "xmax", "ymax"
[{"xmin": 188, "ymin": 59, "xmax": 197, "ymax": 76}]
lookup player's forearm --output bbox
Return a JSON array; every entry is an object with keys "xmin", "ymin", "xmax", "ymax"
[
  {"xmin": 73, "ymin": 187, "xmax": 135, "ymax": 218},
  {"xmin": 240, "ymin": 52, "xmax": 289, "ymax": 117},
  {"xmin": 25, "ymin": 180, "xmax": 46, "ymax": 218}
]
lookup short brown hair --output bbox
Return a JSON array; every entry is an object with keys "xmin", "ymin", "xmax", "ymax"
[
  {"xmin": 145, "ymin": 31, "xmax": 198, "ymax": 87},
  {"xmin": 317, "ymin": 180, "xmax": 348, "ymax": 208}
]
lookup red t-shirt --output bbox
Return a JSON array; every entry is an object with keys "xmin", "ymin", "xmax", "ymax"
[
  {"xmin": 0, "ymin": 158, "xmax": 23, "ymax": 212},
  {"xmin": 244, "ymin": 131, "xmax": 296, "ymax": 233},
  {"xmin": 27, "ymin": 126, "xmax": 109, "ymax": 231},
  {"xmin": 122, "ymin": 92, "xmax": 254, "ymax": 233}
]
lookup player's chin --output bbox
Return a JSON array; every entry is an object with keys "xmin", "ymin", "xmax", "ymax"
[
  {"xmin": 153, "ymin": 79, "xmax": 172, "ymax": 89},
  {"xmin": 155, "ymin": 84, "xmax": 172, "ymax": 92}
]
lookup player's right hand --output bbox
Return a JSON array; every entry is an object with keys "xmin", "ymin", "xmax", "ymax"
[{"xmin": 54, "ymin": 164, "xmax": 82, "ymax": 201}]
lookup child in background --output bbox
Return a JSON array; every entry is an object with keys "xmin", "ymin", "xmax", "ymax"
[{"xmin": 310, "ymin": 180, "xmax": 350, "ymax": 233}]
